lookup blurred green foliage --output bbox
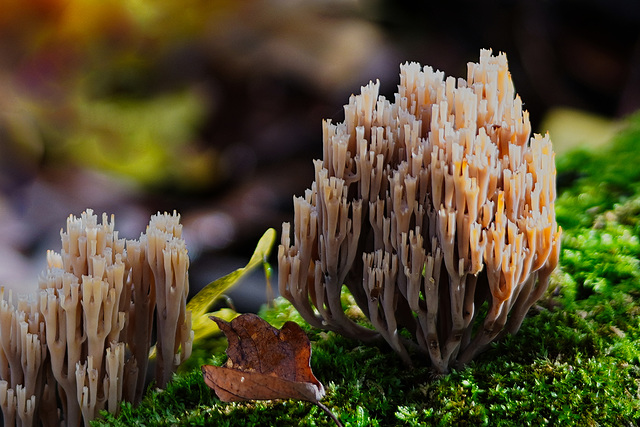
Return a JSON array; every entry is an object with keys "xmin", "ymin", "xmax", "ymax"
[
  {"xmin": 53, "ymin": 90, "xmax": 216, "ymax": 189},
  {"xmin": 1, "ymin": 0, "xmax": 236, "ymax": 190}
]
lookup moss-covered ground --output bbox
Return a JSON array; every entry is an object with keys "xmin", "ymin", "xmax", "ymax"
[{"xmin": 94, "ymin": 112, "xmax": 640, "ymax": 426}]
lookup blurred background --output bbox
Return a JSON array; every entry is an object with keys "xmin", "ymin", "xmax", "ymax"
[{"xmin": 1, "ymin": 0, "xmax": 639, "ymax": 312}]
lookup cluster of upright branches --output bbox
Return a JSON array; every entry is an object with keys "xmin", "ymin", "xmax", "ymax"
[
  {"xmin": 279, "ymin": 49, "xmax": 561, "ymax": 373},
  {"xmin": 0, "ymin": 209, "xmax": 193, "ymax": 426}
]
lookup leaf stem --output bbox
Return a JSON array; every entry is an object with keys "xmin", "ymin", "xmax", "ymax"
[{"xmin": 314, "ymin": 401, "xmax": 343, "ymax": 427}]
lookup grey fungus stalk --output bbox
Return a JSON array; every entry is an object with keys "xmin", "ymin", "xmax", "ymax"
[
  {"xmin": 0, "ymin": 209, "xmax": 193, "ymax": 426},
  {"xmin": 279, "ymin": 49, "xmax": 562, "ymax": 374}
]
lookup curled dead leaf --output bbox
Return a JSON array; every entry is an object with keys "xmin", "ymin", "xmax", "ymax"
[{"xmin": 201, "ymin": 313, "xmax": 325, "ymax": 403}]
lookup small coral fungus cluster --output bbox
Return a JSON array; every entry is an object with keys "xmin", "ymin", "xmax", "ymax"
[
  {"xmin": 279, "ymin": 49, "xmax": 561, "ymax": 373},
  {"xmin": 0, "ymin": 210, "xmax": 193, "ymax": 426}
]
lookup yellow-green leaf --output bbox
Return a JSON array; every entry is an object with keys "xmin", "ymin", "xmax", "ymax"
[{"xmin": 188, "ymin": 228, "xmax": 276, "ymax": 341}]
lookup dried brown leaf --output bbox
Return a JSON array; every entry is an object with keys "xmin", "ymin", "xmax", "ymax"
[{"xmin": 201, "ymin": 313, "xmax": 325, "ymax": 403}]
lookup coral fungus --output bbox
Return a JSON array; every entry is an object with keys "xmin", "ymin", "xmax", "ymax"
[
  {"xmin": 0, "ymin": 209, "xmax": 192, "ymax": 426},
  {"xmin": 278, "ymin": 49, "xmax": 561, "ymax": 373}
]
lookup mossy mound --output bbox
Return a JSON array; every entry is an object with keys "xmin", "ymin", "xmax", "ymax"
[{"xmin": 93, "ymin": 112, "xmax": 640, "ymax": 426}]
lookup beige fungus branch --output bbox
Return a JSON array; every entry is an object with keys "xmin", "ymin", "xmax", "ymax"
[{"xmin": 279, "ymin": 49, "xmax": 562, "ymax": 374}]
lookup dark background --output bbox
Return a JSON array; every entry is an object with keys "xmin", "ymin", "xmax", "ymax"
[{"xmin": 0, "ymin": 0, "xmax": 638, "ymax": 311}]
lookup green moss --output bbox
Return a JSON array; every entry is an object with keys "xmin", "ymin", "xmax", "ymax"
[
  {"xmin": 93, "ymin": 296, "xmax": 640, "ymax": 426},
  {"xmin": 556, "ymin": 111, "xmax": 640, "ymax": 230},
  {"xmin": 94, "ymin": 112, "xmax": 640, "ymax": 426}
]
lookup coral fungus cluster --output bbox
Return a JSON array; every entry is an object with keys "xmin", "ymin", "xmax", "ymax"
[
  {"xmin": 0, "ymin": 209, "xmax": 192, "ymax": 426},
  {"xmin": 278, "ymin": 49, "xmax": 561, "ymax": 373}
]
